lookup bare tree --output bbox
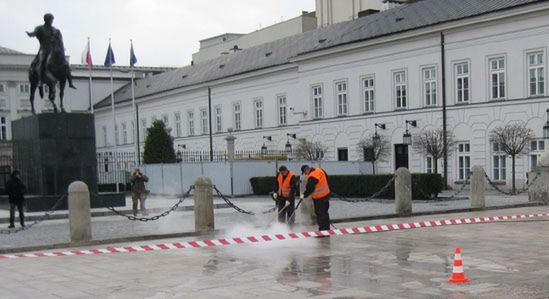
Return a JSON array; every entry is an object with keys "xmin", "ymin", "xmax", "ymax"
[
  {"xmin": 358, "ymin": 134, "xmax": 390, "ymax": 174},
  {"xmin": 489, "ymin": 122, "xmax": 534, "ymax": 193},
  {"xmin": 413, "ymin": 128, "xmax": 456, "ymax": 174},
  {"xmin": 294, "ymin": 139, "xmax": 328, "ymax": 161}
]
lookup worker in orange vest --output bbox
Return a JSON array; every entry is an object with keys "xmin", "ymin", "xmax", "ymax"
[
  {"xmin": 272, "ymin": 165, "xmax": 298, "ymax": 225},
  {"xmin": 300, "ymin": 164, "xmax": 331, "ymax": 231}
]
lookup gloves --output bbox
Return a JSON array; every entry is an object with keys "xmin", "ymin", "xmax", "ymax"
[
  {"xmin": 285, "ymin": 200, "xmax": 290, "ymax": 207},
  {"xmin": 273, "ymin": 192, "xmax": 278, "ymax": 200},
  {"xmin": 300, "ymin": 194, "xmax": 304, "ymax": 200}
]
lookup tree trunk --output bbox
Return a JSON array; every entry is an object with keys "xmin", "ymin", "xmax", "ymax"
[
  {"xmin": 512, "ymin": 155, "xmax": 516, "ymax": 194},
  {"xmin": 372, "ymin": 160, "xmax": 376, "ymax": 175},
  {"xmin": 434, "ymin": 158, "xmax": 438, "ymax": 174}
]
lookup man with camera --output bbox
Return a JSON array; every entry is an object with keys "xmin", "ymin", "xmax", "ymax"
[{"xmin": 130, "ymin": 168, "xmax": 149, "ymax": 216}]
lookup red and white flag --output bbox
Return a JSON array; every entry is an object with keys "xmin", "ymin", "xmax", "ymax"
[{"xmin": 81, "ymin": 39, "xmax": 93, "ymax": 67}]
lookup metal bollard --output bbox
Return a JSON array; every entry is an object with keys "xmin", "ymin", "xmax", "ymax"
[
  {"xmin": 68, "ymin": 181, "xmax": 92, "ymax": 242},
  {"xmin": 193, "ymin": 176, "xmax": 214, "ymax": 233},
  {"xmin": 470, "ymin": 165, "xmax": 485, "ymax": 208},
  {"xmin": 395, "ymin": 167, "xmax": 412, "ymax": 216}
]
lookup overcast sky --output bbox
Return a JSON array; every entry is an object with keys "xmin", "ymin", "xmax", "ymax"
[{"xmin": 0, "ymin": 0, "xmax": 315, "ymax": 67}]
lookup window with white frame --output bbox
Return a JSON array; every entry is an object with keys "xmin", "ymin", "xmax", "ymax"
[
  {"xmin": 114, "ymin": 124, "xmax": 119, "ymax": 145},
  {"xmin": 141, "ymin": 118, "xmax": 147, "ymax": 140},
  {"xmin": 394, "ymin": 71, "xmax": 407, "ymax": 109},
  {"xmin": 489, "ymin": 57, "xmax": 505, "ymax": 100},
  {"xmin": 312, "ymin": 85, "xmax": 323, "ymax": 119},
  {"xmin": 121, "ymin": 122, "xmax": 128, "ymax": 144},
  {"xmin": 527, "ymin": 52, "xmax": 544, "ymax": 96},
  {"xmin": 102, "ymin": 126, "xmax": 107, "ymax": 146},
  {"xmin": 492, "ymin": 142, "xmax": 506, "ymax": 181},
  {"xmin": 254, "ymin": 99, "xmax": 263, "ymax": 128},
  {"xmin": 426, "ymin": 156, "xmax": 435, "ymax": 174},
  {"xmin": 277, "ymin": 95, "xmax": 287, "ymax": 125},
  {"xmin": 200, "ymin": 108, "xmax": 208, "ymax": 134},
  {"xmin": 215, "ymin": 105, "xmax": 222, "ymax": 133},
  {"xmin": 457, "ymin": 142, "xmax": 471, "ymax": 181},
  {"xmin": 187, "ymin": 111, "xmax": 195, "ymax": 136},
  {"xmin": 530, "ymin": 139, "xmax": 545, "ymax": 170},
  {"xmin": 362, "ymin": 76, "xmax": 375, "ymax": 113},
  {"xmin": 0, "ymin": 117, "xmax": 7, "ymax": 140},
  {"xmin": 455, "ymin": 62, "xmax": 470, "ymax": 103},
  {"xmin": 0, "ymin": 98, "xmax": 7, "ymax": 109},
  {"xmin": 335, "ymin": 81, "xmax": 348, "ymax": 116},
  {"xmin": 233, "ymin": 103, "xmax": 241, "ymax": 130},
  {"xmin": 423, "ymin": 67, "xmax": 437, "ymax": 106},
  {"xmin": 174, "ymin": 112, "xmax": 181, "ymax": 137},
  {"xmin": 18, "ymin": 83, "xmax": 30, "ymax": 94}
]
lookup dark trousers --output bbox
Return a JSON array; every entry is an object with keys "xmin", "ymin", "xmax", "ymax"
[
  {"xmin": 9, "ymin": 202, "xmax": 24, "ymax": 226},
  {"xmin": 312, "ymin": 196, "xmax": 330, "ymax": 231},
  {"xmin": 277, "ymin": 197, "xmax": 295, "ymax": 225}
]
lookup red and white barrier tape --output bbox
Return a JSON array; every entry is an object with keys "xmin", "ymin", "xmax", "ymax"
[{"xmin": 1, "ymin": 212, "xmax": 548, "ymax": 260}]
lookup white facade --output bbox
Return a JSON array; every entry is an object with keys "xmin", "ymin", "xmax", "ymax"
[{"xmin": 96, "ymin": 1, "xmax": 549, "ymax": 189}]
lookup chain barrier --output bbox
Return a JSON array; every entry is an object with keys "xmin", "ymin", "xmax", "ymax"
[
  {"xmin": 332, "ymin": 176, "xmax": 396, "ymax": 203},
  {"xmin": 484, "ymin": 171, "xmax": 540, "ymax": 196},
  {"xmin": 213, "ymin": 185, "xmax": 277, "ymax": 215},
  {"xmin": 413, "ymin": 176, "xmax": 470, "ymax": 201},
  {"xmin": 0, "ymin": 193, "xmax": 67, "ymax": 234},
  {"xmin": 96, "ymin": 186, "xmax": 194, "ymax": 222}
]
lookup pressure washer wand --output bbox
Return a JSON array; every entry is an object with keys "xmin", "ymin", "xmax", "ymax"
[{"xmin": 263, "ymin": 200, "xmax": 291, "ymax": 230}]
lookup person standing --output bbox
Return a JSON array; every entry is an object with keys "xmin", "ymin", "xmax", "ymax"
[
  {"xmin": 6, "ymin": 170, "xmax": 26, "ymax": 228},
  {"xmin": 272, "ymin": 165, "xmax": 298, "ymax": 226},
  {"xmin": 130, "ymin": 168, "xmax": 149, "ymax": 216},
  {"xmin": 300, "ymin": 165, "xmax": 331, "ymax": 231}
]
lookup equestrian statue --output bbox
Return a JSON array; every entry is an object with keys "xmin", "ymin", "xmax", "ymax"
[{"xmin": 26, "ymin": 13, "xmax": 76, "ymax": 114}]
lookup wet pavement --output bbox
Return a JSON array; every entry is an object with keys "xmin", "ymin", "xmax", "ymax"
[{"xmin": 0, "ymin": 206, "xmax": 548, "ymax": 298}]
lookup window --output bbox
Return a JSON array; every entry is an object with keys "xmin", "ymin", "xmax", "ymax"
[
  {"xmin": 200, "ymin": 108, "xmax": 208, "ymax": 134},
  {"xmin": 457, "ymin": 142, "xmax": 471, "ymax": 181},
  {"xmin": 102, "ymin": 126, "xmax": 107, "ymax": 146},
  {"xmin": 162, "ymin": 114, "xmax": 169, "ymax": 128},
  {"xmin": 335, "ymin": 81, "xmax": 348, "ymax": 116},
  {"xmin": 530, "ymin": 139, "xmax": 545, "ymax": 170},
  {"xmin": 277, "ymin": 95, "xmax": 287, "ymax": 125},
  {"xmin": 426, "ymin": 156, "xmax": 435, "ymax": 174},
  {"xmin": 423, "ymin": 67, "xmax": 437, "ymax": 106},
  {"xmin": 254, "ymin": 99, "xmax": 263, "ymax": 128},
  {"xmin": 0, "ymin": 99, "xmax": 7, "ymax": 109},
  {"xmin": 0, "ymin": 117, "xmax": 7, "ymax": 140},
  {"xmin": 489, "ymin": 57, "xmax": 505, "ymax": 100},
  {"xmin": 174, "ymin": 112, "xmax": 181, "ymax": 137},
  {"xmin": 187, "ymin": 111, "xmax": 195, "ymax": 136},
  {"xmin": 492, "ymin": 142, "xmax": 506, "ymax": 181},
  {"xmin": 362, "ymin": 76, "xmax": 375, "ymax": 113},
  {"xmin": 121, "ymin": 122, "xmax": 127, "ymax": 144},
  {"xmin": 312, "ymin": 85, "xmax": 323, "ymax": 119},
  {"xmin": 394, "ymin": 71, "xmax": 407, "ymax": 109},
  {"xmin": 233, "ymin": 103, "xmax": 241, "ymax": 131},
  {"xmin": 455, "ymin": 62, "xmax": 470, "ymax": 103},
  {"xmin": 18, "ymin": 83, "xmax": 30, "ymax": 94},
  {"xmin": 19, "ymin": 98, "xmax": 31, "ymax": 110},
  {"xmin": 114, "ymin": 124, "xmax": 119, "ymax": 145},
  {"xmin": 141, "ymin": 118, "xmax": 147, "ymax": 141},
  {"xmin": 215, "ymin": 105, "xmax": 222, "ymax": 133},
  {"xmin": 527, "ymin": 52, "xmax": 544, "ymax": 96},
  {"xmin": 0, "ymin": 83, "xmax": 5, "ymax": 93}
]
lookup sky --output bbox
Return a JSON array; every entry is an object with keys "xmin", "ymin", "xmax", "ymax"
[{"xmin": 0, "ymin": 0, "xmax": 315, "ymax": 67}]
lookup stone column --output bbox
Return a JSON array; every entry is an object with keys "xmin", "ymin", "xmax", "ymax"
[
  {"xmin": 395, "ymin": 167, "xmax": 412, "ymax": 216},
  {"xmin": 470, "ymin": 165, "xmax": 485, "ymax": 208},
  {"xmin": 194, "ymin": 176, "xmax": 214, "ymax": 233},
  {"xmin": 68, "ymin": 181, "xmax": 92, "ymax": 242},
  {"xmin": 225, "ymin": 129, "xmax": 236, "ymax": 196}
]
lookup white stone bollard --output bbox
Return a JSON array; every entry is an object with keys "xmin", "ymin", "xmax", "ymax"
[
  {"xmin": 194, "ymin": 176, "xmax": 214, "ymax": 233},
  {"xmin": 68, "ymin": 181, "xmax": 92, "ymax": 242},
  {"xmin": 470, "ymin": 165, "xmax": 485, "ymax": 208},
  {"xmin": 395, "ymin": 167, "xmax": 412, "ymax": 216}
]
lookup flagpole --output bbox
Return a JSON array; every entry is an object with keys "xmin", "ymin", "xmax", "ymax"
[
  {"xmin": 87, "ymin": 37, "xmax": 94, "ymax": 114},
  {"xmin": 108, "ymin": 38, "xmax": 120, "ymax": 193},
  {"xmin": 130, "ymin": 39, "xmax": 138, "ymax": 167}
]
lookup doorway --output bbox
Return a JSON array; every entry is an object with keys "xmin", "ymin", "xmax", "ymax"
[
  {"xmin": 337, "ymin": 148, "xmax": 348, "ymax": 161},
  {"xmin": 394, "ymin": 144, "xmax": 409, "ymax": 170}
]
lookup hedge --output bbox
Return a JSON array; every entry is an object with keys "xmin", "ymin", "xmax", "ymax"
[{"xmin": 250, "ymin": 173, "xmax": 443, "ymax": 200}]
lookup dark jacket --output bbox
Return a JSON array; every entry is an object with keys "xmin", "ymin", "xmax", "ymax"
[
  {"xmin": 6, "ymin": 174, "xmax": 26, "ymax": 204},
  {"xmin": 273, "ymin": 172, "xmax": 299, "ymax": 200},
  {"xmin": 303, "ymin": 168, "xmax": 330, "ymax": 198},
  {"xmin": 130, "ymin": 172, "xmax": 149, "ymax": 194}
]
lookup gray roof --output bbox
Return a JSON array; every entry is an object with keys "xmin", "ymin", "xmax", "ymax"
[
  {"xmin": 0, "ymin": 45, "xmax": 24, "ymax": 55},
  {"xmin": 96, "ymin": 0, "xmax": 546, "ymax": 109}
]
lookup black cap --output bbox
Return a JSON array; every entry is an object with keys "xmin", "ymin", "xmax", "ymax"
[
  {"xmin": 300, "ymin": 165, "xmax": 309, "ymax": 174},
  {"xmin": 278, "ymin": 165, "xmax": 288, "ymax": 172}
]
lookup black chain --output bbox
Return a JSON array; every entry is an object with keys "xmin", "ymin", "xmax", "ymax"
[
  {"xmin": 0, "ymin": 193, "xmax": 67, "ymax": 235},
  {"xmin": 484, "ymin": 171, "xmax": 539, "ymax": 196},
  {"xmin": 98, "ymin": 186, "xmax": 194, "ymax": 222},
  {"xmin": 213, "ymin": 186, "xmax": 277, "ymax": 215},
  {"xmin": 334, "ymin": 176, "xmax": 396, "ymax": 203}
]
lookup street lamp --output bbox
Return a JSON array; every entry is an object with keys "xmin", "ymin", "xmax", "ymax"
[
  {"xmin": 285, "ymin": 133, "xmax": 297, "ymax": 152},
  {"xmin": 176, "ymin": 144, "xmax": 186, "ymax": 162},
  {"xmin": 261, "ymin": 136, "xmax": 271, "ymax": 155},
  {"xmin": 403, "ymin": 120, "xmax": 417, "ymax": 145},
  {"xmin": 544, "ymin": 109, "xmax": 549, "ymax": 138},
  {"xmin": 373, "ymin": 123, "xmax": 386, "ymax": 142}
]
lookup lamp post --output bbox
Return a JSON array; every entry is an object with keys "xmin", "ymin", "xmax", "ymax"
[
  {"xmin": 373, "ymin": 123, "xmax": 386, "ymax": 143},
  {"xmin": 261, "ymin": 136, "xmax": 271, "ymax": 155},
  {"xmin": 403, "ymin": 120, "xmax": 417, "ymax": 145},
  {"xmin": 544, "ymin": 109, "xmax": 549, "ymax": 138},
  {"xmin": 285, "ymin": 133, "xmax": 297, "ymax": 152}
]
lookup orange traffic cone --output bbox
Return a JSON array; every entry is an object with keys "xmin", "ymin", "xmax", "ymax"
[{"xmin": 448, "ymin": 246, "xmax": 469, "ymax": 283}]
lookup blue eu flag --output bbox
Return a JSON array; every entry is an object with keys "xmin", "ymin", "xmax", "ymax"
[
  {"xmin": 104, "ymin": 42, "xmax": 116, "ymax": 67},
  {"xmin": 130, "ymin": 41, "xmax": 137, "ymax": 67}
]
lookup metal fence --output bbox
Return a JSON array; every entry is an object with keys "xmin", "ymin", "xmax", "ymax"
[
  {"xmin": 97, "ymin": 152, "xmax": 137, "ymax": 187},
  {"xmin": 0, "ymin": 156, "xmax": 12, "ymax": 193},
  {"xmin": 177, "ymin": 150, "xmax": 291, "ymax": 162}
]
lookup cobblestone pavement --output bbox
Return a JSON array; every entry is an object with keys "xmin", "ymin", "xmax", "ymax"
[{"xmin": 0, "ymin": 206, "xmax": 548, "ymax": 298}]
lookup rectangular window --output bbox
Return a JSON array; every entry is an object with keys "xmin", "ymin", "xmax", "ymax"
[
  {"xmin": 102, "ymin": 126, "xmax": 107, "ymax": 146},
  {"xmin": 18, "ymin": 83, "xmax": 30, "ymax": 94},
  {"xmin": 457, "ymin": 142, "xmax": 471, "ymax": 181},
  {"xmin": 254, "ymin": 99, "xmax": 263, "ymax": 128},
  {"xmin": 362, "ymin": 76, "xmax": 375, "ymax": 113},
  {"xmin": 426, "ymin": 156, "xmax": 435, "ymax": 174},
  {"xmin": 162, "ymin": 114, "xmax": 169, "ymax": 128},
  {"xmin": 277, "ymin": 95, "xmax": 287, "ymax": 125},
  {"xmin": 492, "ymin": 142, "xmax": 506, "ymax": 181},
  {"xmin": 114, "ymin": 124, "xmax": 119, "ymax": 146},
  {"xmin": 489, "ymin": 57, "xmax": 505, "ymax": 100},
  {"xmin": 19, "ymin": 98, "xmax": 31, "ymax": 110},
  {"xmin": 187, "ymin": 111, "xmax": 195, "ymax": 136},
  {"xmin": 423, "ymin": 67, "xmax": 437, "ymax": 106},
  {"xmin": 530, "ymin": 139, "xmax": 545, "ymax": 170},
  {"xmin": 141, "ymin": 118, "xmax": 147, "ymax": 141},
  {"xmin": 121, "ymin": 122, "xmax": 127, "ymax": 144},
  {"xmin": 0, "ymin": 117, "xmax": 7, "ymax": 140},
  {"xmin": 312, "ymin": 85, "xmax": 323, "ymax": 119},
  {"xmin": 455, "ymin": 62, "xmax": 470, "ymax": 103},
  {"xmin": 394, "ymin": 71, "xmax": 407, "ymax": 109},
  {"xmin": 0, "ymin": 99, "xmax": 7, "ymax": 109},
  {"xmin": 174, "ymin": 112, "xmax": 181, "ymax": 137},
  {"xmin": 200, "ymin": 108, "xmax": 208, "ymax": 134},
  {"xmin": 233, "ymin": 103, "xmax": 241, "ymax": 131},
  {"xmin": 0, "ymin": 83, "xmax": 5, "ymax": 93},
  {"xmin": 215, "ymin": 105, "xmax": 222, "ymax": 133},
  {"xmin": 527, "ymin": 52, "xmax": 545, "ymax": 96},
  {"xmin": 335, "ymin": 81, "xmax": 348, "ymax": 116}
]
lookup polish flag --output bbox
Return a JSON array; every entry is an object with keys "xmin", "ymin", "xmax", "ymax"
[{"xmin": 81, "ymin": 39, "xmax": 92, "ymax": 67}]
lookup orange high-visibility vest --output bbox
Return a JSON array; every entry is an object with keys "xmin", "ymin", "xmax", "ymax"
[
  {"xmin": 277, "ymin": 171, "xmax": 295, "ymax": 197},
  {"xmin": 307, "ymin": 168, "xmax": 330, "ymax": 199}
]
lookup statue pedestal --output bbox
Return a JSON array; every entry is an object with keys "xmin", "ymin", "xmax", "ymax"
[{"xmin": 11, "ymin": 113, "xmax": 124, "ymax": 212}]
